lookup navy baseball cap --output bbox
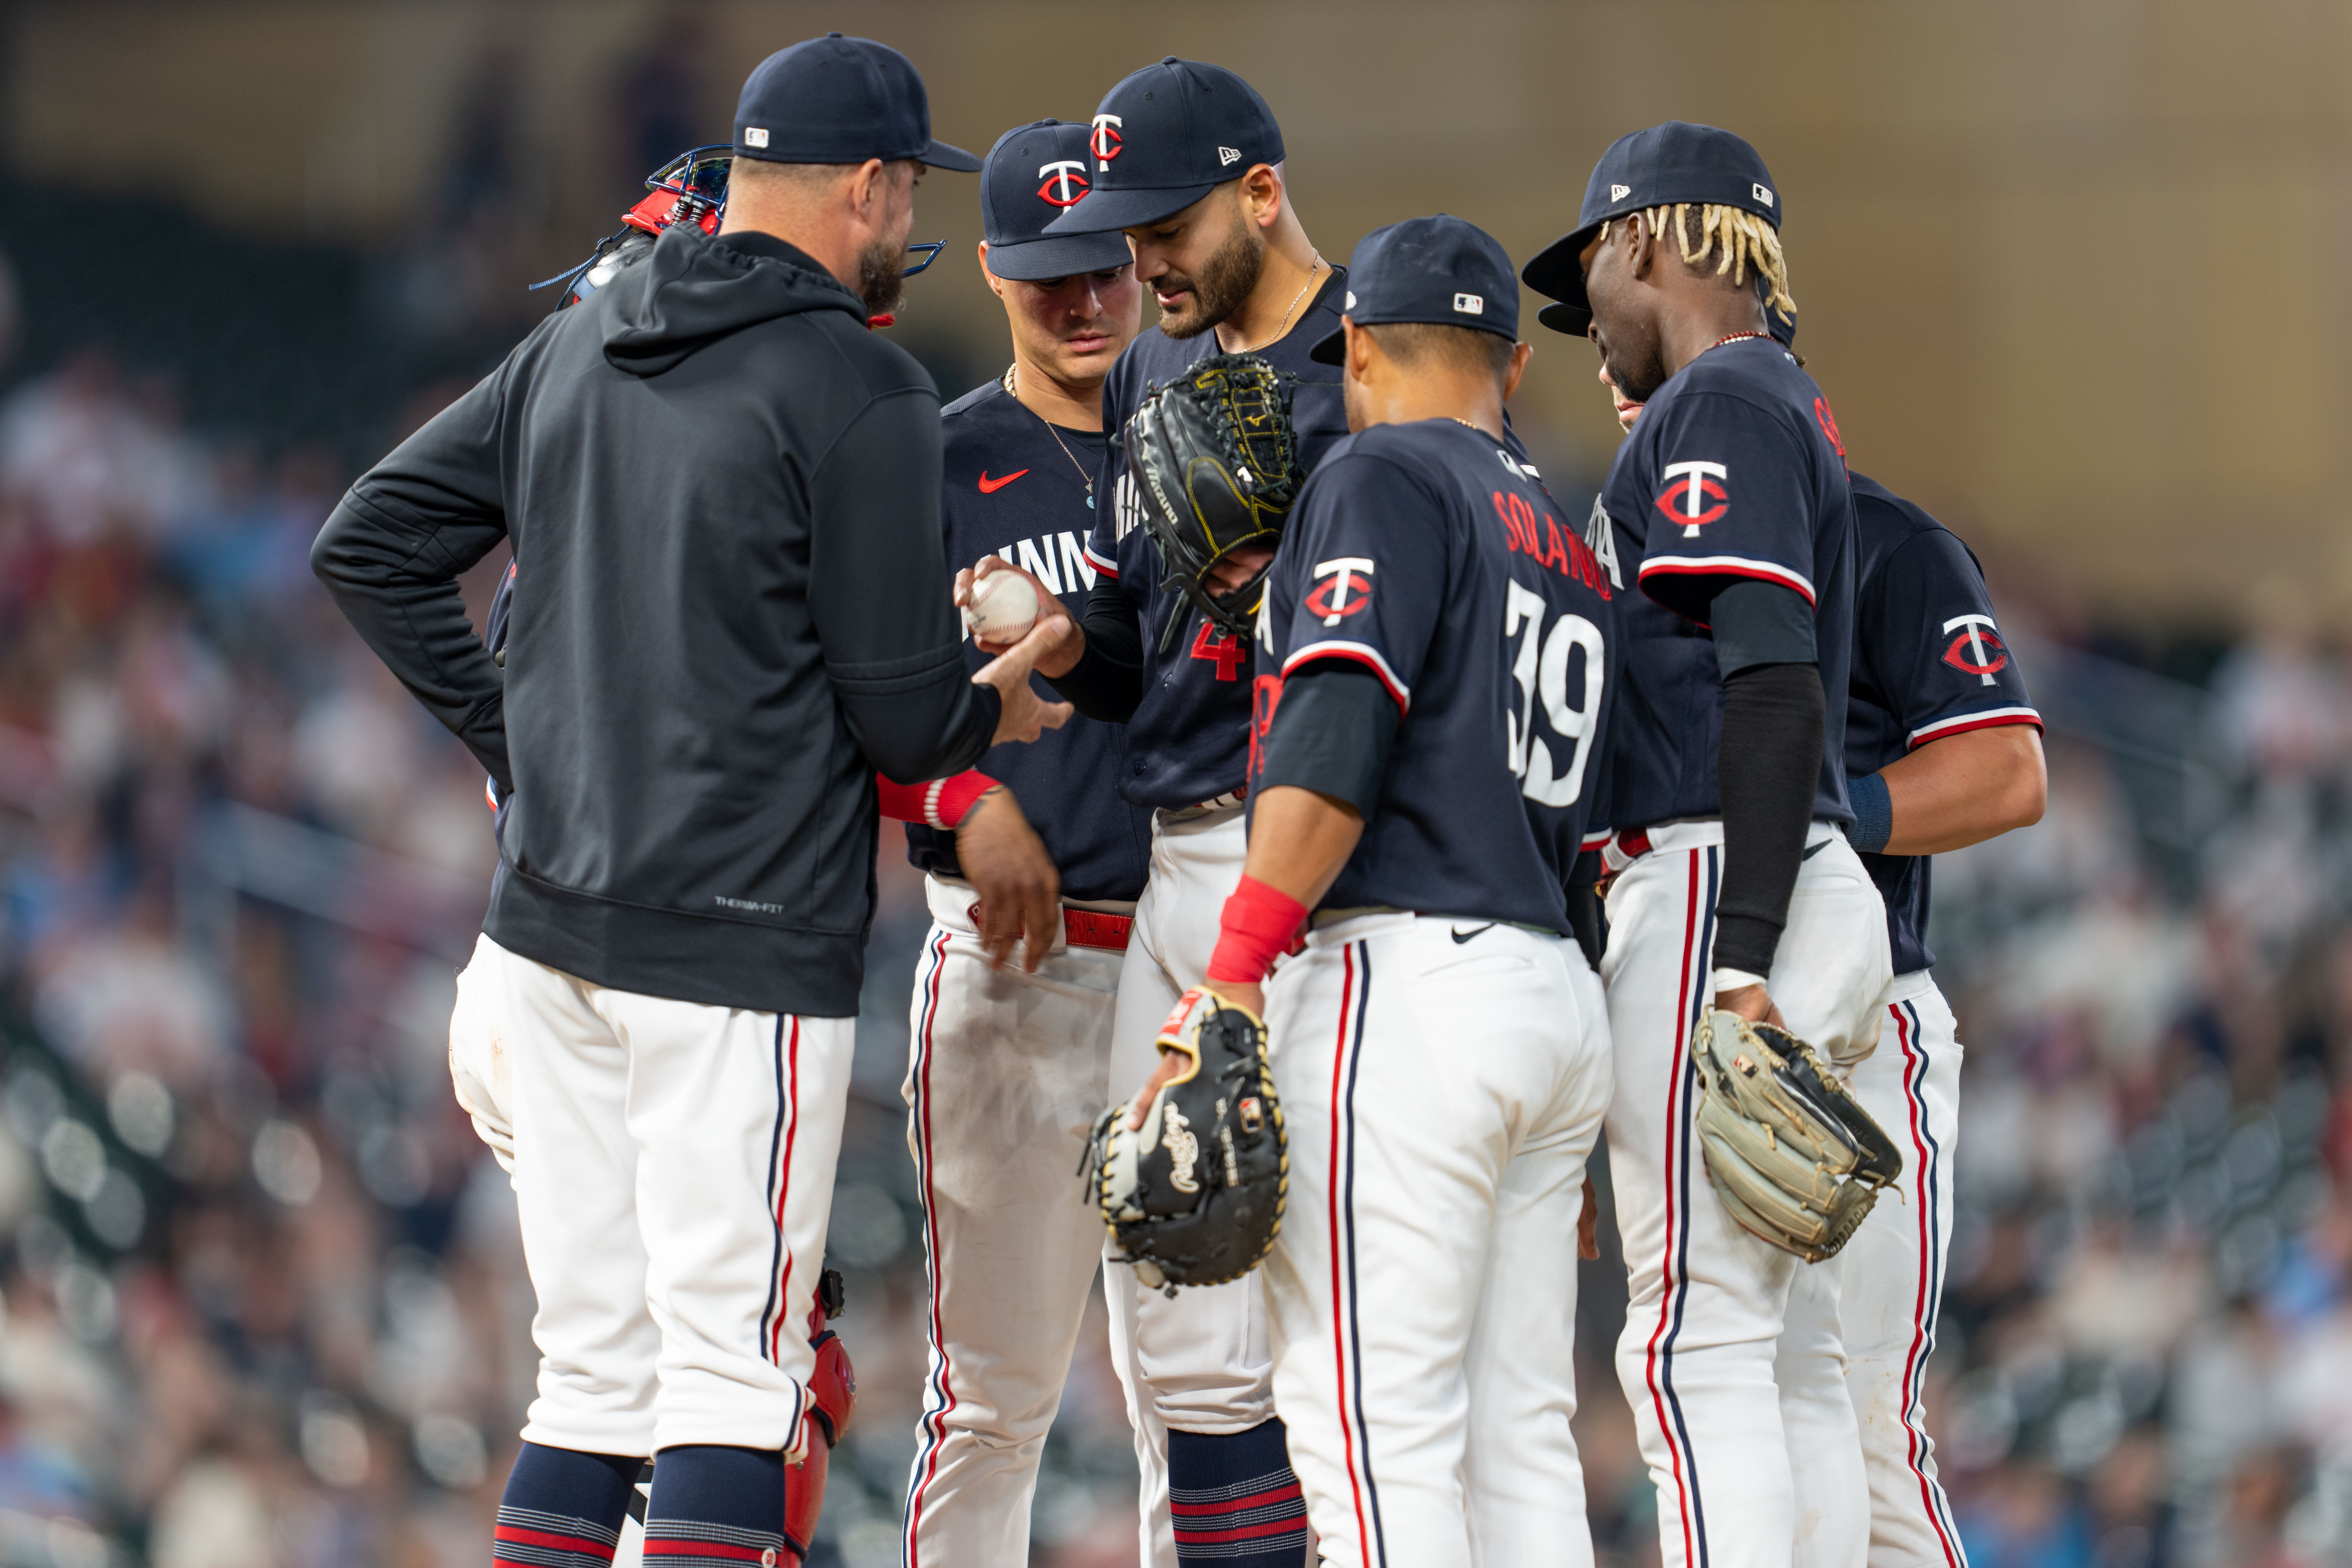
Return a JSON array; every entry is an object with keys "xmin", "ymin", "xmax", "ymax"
[
  {"xmin": 1041, "ymin": 58, "xmax": 1284, "ymax": 235},
  {"xmin": 1310, "ymin": 215, "xmax": 1519, "ymax": 366},
  {"xmin": 733, "ymin": 34, "xmax": 980, "ymax": 172},
  {"xmin": 979, "ymin": 120, "xmax": 1135, "ymax": 281},
  {"xmin": 1521, "ymin": 121, "xmax": 1781, "ymax": 322}
]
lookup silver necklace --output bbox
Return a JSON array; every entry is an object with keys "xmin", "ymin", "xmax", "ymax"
[
  {"xmin": 1230, "ymin": 255, "xmax": 1324, "ymax": 355},
  {"xmin": 1003, "ymin": 364, "xmax": 1098, "ymax": 504}
]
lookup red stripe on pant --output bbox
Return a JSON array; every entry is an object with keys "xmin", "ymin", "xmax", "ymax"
[
  {"xmin": 1893, "ymin": 1004, "xmax": 1965, "ymax": 1567},
  {"xmin": 903, "ymin": 929, "xmax": 957, "ymax": 1564},
  {"xmin": 766, "ymin": 1016, "xmax": 803, "ymax": 1365},
  {"xmin": 1328, "ymin": 944, "xmax": 1375, "ymax": 1564},
  {"xmin": 1641, "ymin": 852, "xmax": 1702, "ymax": 1567}
]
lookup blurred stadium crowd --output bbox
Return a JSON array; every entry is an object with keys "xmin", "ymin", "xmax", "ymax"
[{"xmin": 0, "ymin": 189, "xmax": 2350, "ymax": 1568}]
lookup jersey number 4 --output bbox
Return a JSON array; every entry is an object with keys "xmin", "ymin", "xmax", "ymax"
[{"xmin": 1503, "ymin": 581, "xmax": 1604, "ymax": 807}]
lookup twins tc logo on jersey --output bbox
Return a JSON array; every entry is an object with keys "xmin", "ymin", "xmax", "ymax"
[
  {"xmin": 1037, "ymin": 160, "xmax": 1090, "ymax": 207},
  {"xmin": 1305, "ymin": 557, "xmax": 1375, "ymax": 625},
  {"xmin": 1090, "ymin": 114, "xmax": 1123, "ymax": 169},
  {"xmin": 1655, "ymin": 461, "xmax": 1729, "ymax": 538},
  {"xmin": 1941, "ymin": 613, "xmax": 2009, "ymax": 686}
]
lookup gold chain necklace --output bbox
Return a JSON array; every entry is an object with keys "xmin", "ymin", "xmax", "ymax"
[
  {"xmin": 1003, "ymin": 364, "xmax": 1098, "ymax": 503},
  {"xmin": 1230, "ymin": 255, "xmax": 1324, "ymax": 355}
]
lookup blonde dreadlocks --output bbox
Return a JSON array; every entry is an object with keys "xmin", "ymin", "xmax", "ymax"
[{"xmin": 1605, "ymin": 204, "xmax": 1796, "ymax": 330}]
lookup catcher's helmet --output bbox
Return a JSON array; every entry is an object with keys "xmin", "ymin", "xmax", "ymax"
[{"xmin": 534, "ymin": 144, "xmax": 948, "ymax": 313}]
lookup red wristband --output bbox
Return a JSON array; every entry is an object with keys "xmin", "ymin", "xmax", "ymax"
[
  {"xmin": 1206, "ymin": 875, "xmax": 1310, "ymax": 984},
  {"xmin": 874, "ymin": 770, "xmax": 995, "ymax": 829}
]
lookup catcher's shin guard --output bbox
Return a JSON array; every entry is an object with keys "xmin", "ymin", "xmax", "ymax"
[
  {"xmin": 1092, "ymin": 987, "xmax": 1288, "ymax": 1291},
  {"xmin": 1690, "ymin": 1011, "xmax": 1902, "ymax": 1263},
  {"xmin": 785, "ymin": 1269, "xmax": 855, "ymax": 1563}
]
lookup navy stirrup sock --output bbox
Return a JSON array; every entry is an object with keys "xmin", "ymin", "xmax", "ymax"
[
  {"xmin": 643, "ymin": 1444, "xmax": 788, "ymax": 1566},
  {"xmin": 495, "ymin": 1441, "xmax": 643, "ymax": 1566},
  {"xmin": 1168, "ymin": 1418, "xmax": 1310, "ymax": 1565}
]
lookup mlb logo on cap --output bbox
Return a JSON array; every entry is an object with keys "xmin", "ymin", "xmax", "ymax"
[{"xmin": 1454, "ymin": 293, "xmax": 1485, "ymax": 315}]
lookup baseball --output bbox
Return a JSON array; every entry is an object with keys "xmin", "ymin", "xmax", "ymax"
[{"xmin": 964, "ymin": 568, "xmax": 1039, "ymax": 643}]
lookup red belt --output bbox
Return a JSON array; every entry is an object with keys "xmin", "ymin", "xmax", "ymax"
[{"xmin": 966, "ymin": 902, "xmax": 1134, "ymax": 952}]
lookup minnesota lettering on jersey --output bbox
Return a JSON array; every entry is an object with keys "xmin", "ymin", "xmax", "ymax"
[{"xmin": 983, "ymin": 530, "xmax": 1097, "ymax": 600}]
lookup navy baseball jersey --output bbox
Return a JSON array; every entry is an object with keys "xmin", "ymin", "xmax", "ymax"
[
  {"xmin": 1845, "ymin": 472, "xmax": 2040, "ymax": 975},
  {"xmin": 1083, "ymin": 269, "xmax": 1352, "ymax": 810},
  {"xmin": 1249, "ymin": 420, "xmax": 1618, "ymax": 933},
  {"xmin": 906, "ymin": 379, "xmax": 1152, "ymax": 902},
  {"xmin": 1588, "ymin": 335, "xmax": 1856, "ymax": 828}
]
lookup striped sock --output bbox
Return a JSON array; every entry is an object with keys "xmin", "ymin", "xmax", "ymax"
[
  {"xmin": 642, "ymin": 1445, "xmax": 788, "ymax": 1566},
  {"xmin": 493, "ymin": 1442, "xmax": 642, "ymax": 1567},
  {"xmin": 1168, "ymin": 1419, "xmax": 1311, "ymax": 1564}
]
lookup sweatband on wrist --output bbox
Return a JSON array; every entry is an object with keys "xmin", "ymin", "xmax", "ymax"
[
  {"xmin": 875, "ymin": 770, "xmax": 995, "ymax": 829},
  {"xmin": 1711, "ymin": 968, "xmax": 1769, "ymax": 997},
  {"xmin": 1206, "ymin": 875, "xmax": 1309, "ymax": 984},
  {"xmin": 1844, "ymin": 770, "xmax": 1892, "ymax": 854}
]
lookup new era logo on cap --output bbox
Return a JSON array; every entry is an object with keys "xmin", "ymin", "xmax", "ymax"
[
  {"xmin": 745, "ymin": 127, "xmax": 770, "ymax": 148},
  {"xmin": 1219, "ymin": 146, "xmax": 1242, "ymax": 166},
  {"xmin": 1454, "ymin": 293, "xmax": 1484, "ymax": 315},
  {"xmin": 1611, "ymin": 183, "xmax": 1631, "ymax": 200}
]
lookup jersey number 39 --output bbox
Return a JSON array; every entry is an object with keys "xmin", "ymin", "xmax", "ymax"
[{"xmin": 1503, "ymin": 581, "xmax": 1604, "ymax": 807}]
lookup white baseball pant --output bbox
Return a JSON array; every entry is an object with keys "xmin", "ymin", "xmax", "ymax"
[
  {"xmin": 1262, "ymin": 914, "xmax": 1611, "ymax": 1568},
  {"xmin": 899, "ymin": 875, "xmax": 1125, "ymax": 1568},
  {"xmin": 448, "ymin": 933, "xmax": 853, "ymax": 1458},
  {"xmin": 1104, "ymin": 805, "xmax": 1276, "ymax": 1568},
  {"xmin": 1839, "ymin": 970, "xmax": 1967, "ymax": 1566},
  {"xmin": 1600, "ymin": 821, "xmax": 1891, "ymax": 1568}
]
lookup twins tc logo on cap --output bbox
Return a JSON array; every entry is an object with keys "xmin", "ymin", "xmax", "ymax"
[
  {"xmin": 1941, "ymin": 615, "xmax": 2009, "ymax": 685},
  {"xmin": 1038, "ymin": 160, "xmax": 1089, "ymax": 206},
  {"xmin": 1655, "ymin": 461, "xmax": 1728, "ymax": 538},
  {"xmin": 1090, "ymin": 113, "xmax": 1123, "ymax": 169}
]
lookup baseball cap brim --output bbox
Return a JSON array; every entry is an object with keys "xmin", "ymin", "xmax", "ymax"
[
  {"xmin": 1520, "ymin": 223, "xmax": 1603, "ymax": 312},
  {"xmin": 1536, "ymin": 301, "xmax": 1593, "ymax": 338},
  {"xmin": 1308, "ymin": 324, "xmax": 1347, "ymax": 366},
  {"xmin": 923, "ymin": 138, "xmax": 983, "ymax": 172},
  {"xmin": 985, "ymin": 231, "xmax": 1135, "ymax": 282},
  {"xmin": 1042, "ymin": 181, "xmax": 1218, "ymax": 236}
]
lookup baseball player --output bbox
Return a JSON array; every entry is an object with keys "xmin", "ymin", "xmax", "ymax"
[
  {"xmin": 1523, "ymin": 121, "xmax": 1891, "ymax": 1568},
  {"xmin": 892, "ymin": 119, "xmax": 1151, "ymax": 1568},
  {"xmin": 966, "ymin": 59, "xmax": 1347, "ymax": 1566},
  {"xmin": 1594, "ymin": 336, "xmax": 2047, "ymax": 1566},
  {"xmin": 1176, "ymin": 214, "xmax": 1617, "ymax": 1567},
  {"xmin": 316, "ymin": 38, "xmax": 1079, "ymax": 1568}
]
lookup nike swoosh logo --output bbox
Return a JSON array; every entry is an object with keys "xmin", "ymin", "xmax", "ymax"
[
  {"xmin": 1450, "ymin": 924, "xmax": 1495, "ymax": 944},
  {"xmin": 977, "ymin": 469, "xmax": 1029, "ymax": 493}
]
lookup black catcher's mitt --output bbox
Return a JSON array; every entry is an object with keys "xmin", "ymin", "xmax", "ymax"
[
  {"xmin": 1091, "ymin": 987, "xmax": 1288, "ymax": 1290},
  {"xmin": 1121, "ymin": 353, "xmax": 1304, "ymax": 646},
  {"xmin": 1690, "ymin": 1010, "xmax": 1903, "ymax": 1263}
]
